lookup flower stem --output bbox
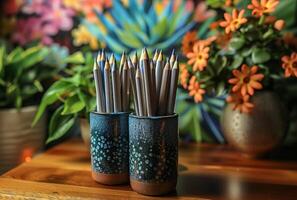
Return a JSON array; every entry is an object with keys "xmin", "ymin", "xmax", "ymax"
[{"xmin": 258, "ymin": 15, "xmax": 265, "ymax": 25}]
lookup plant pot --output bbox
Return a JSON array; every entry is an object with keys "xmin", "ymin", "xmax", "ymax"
[
  {"xmin": 0, "ymin": 105, "xmax": 46, "ymax": 174},
  {"xmin": 79, "ymin": 118, "xmax": 90, "ymax": 147},
  {"xmin": 221, "ymin": 91, "xmax": 287, "ymax": 158}
]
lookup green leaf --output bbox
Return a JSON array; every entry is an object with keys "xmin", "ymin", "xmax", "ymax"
[
  {"xmin": 151, "ymin": 18, "xmax": 167, "ymax": 40},
  {"xmin": 7, "ymin": 47, "xmax": 23, "ymax": 63},
  {"xmin": 65, "ymin": 52, "xmax": 85, "ymax": 64},
  {"xmin": 46, "ymin": 116, "xmax": 76, "ymax": 144},
  {"xmin": 62, "ymin": 95, "xmax": 85, "ymax": 115},
  {"xmin": 0, "ymin": 45, "xmax": 5, "ymax": 74},
  {"xmin": 229, "ymin": 37, "xmax": 245, "ymax": 50},
  {"xmin": 78, "ymin": 90, "xmax": 96, "ymax": 112},
  {"xmin": 116, "ymin": 28, "xmax": 142, "ymax": 48},
  {"xmin": 33, "ymin": 80, "xmax": 43, "ymax": 92},
  {"xmin": 230, "ymin": 55, "xmax": 243, "ymax": 69},
  {"xmin": 32, "ymin": 80, "xmax": 75, "ymax": 126},
  {"xmin": 251, "ymin": 48, "xmax": 271, "ymax": 64}
]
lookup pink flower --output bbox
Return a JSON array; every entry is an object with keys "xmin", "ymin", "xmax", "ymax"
[
  {"xmin": 12, "ymin": 17, "xmax": 53, "ymax": 45},
  {"xmin": 41, "ymin": 0, "xmax": 75, "ymax": 32},
  {"xmin": 194, "ymin": 2, "xmax": 216, "ymax": 23},
  {"xmin": 22, "ymin": 0, "xmax": 46, "ymax": 14}
]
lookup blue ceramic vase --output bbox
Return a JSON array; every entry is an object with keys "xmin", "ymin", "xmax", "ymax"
[
  {"xmin": 90, "ymin": 112, "xmax": 129, "ymax": 185},
  {"xmin": 129, "ymin": 114, "xmax": 178, "ymax": 195}
]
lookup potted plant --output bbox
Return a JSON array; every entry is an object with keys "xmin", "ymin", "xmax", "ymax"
[
  {"xmin": 0, "ymin": 43, "xmax": 58, "ymax": 173},
  {"xmin": 180, "ymin": 0, "xmax": 297, "ymax": 157},
  {"xmin": 33, "ymin": 51, "xmax": 95, "ymax": 147}
]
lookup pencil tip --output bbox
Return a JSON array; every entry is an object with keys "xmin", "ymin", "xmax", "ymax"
[
  {"xmin": 141, "ymin": 48, "xmax": 148, "ymax": 60},
  {"xmin": 102, "ymin": 50, "xmax": 106, "ymax": 60},
  {"xmin": 120, "ymin": 52, "xmax": 126, "ymax": 65},
  {"xmin": 93, "ymin": 60, "xmax": 98, "ymax": 69},
  {"xmin": 173, "ymin": 60, "xmax": 178, "ymax": 69},
  {"xmin": 170, "ymin": 49, "xmax": 176, "ymax": 61},
  {"xmin": 157, "ymin": 50, "xmax": 163, "ymax": 61},
  {"xmin": 109, "ymin": 53, "xmax": 115, "ymax": 64},
  {"xmin": 104, "ymin": 59, "xmax": 110, "ymax": 69},
  {"xmin": 153, "ymin": 49, "xmax": 159, "ymax": 61},
  {"xmin": 96, "ymin": 51, "xmax": 101, "ymax": 62}
]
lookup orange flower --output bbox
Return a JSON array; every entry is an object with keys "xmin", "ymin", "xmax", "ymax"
[
  {"xmin": 216, "ymin": 33, "xmax": 232, "ymax": 49},
  {"xmin": 247, "ymin": 0, "xmax": 279, "ymax": 17},
  {"xmin": 219, "ymin": 9, "xmax": 247, "ymax": 34},
  {"xmin": 182, "ymin": 31, "xmax": 197, "ymax": 55},
  {"xmin": 186, "ymin": 41, "xmax": 210, "ymax": 72},
  {"xmin": 283, "ymin": 32, "xmax": 297, "ymax": 49},
  {"xmin": 274, "ymin": 20, "xmax": 285, "ymax": 31},
  {"xmin": 188, "ymin": 76, "xmax": 205, "ymax": 103},
  {"xmin": 281, "ymin": 52, "xmax": 297, "ymax": 77},
  {"xmin": 228, "ymin": 64, "xmax": 264, "ymax": 96},
  {"xmin": 227, "ymin": 92, "xmax": 254, "ymax": 113},
  {"xmin": 179, "ymin": 64, "xmax": 190, "ymax": 89},
  {"xmin": 209, "ymin": 20, "xmax": 221, "ymax": 30}
]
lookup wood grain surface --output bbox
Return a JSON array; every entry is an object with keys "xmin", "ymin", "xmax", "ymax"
[{"xmin": 1, "ymin": 139, "xmax": 297, "ymax": 199}]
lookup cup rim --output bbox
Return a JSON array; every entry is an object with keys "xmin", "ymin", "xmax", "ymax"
[
  {"xmin": 90, "ymin": 111, "xmax": 130, "ymax": 117},
  {"xmin": 129, "ymin": 113, "xmax": 178, "ymax": 120}
]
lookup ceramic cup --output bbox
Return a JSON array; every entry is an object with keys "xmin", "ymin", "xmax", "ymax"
[
  {"xmin": 90, "ymin": 112, "xmax": 129, "ymax": 185},
  {"xmin": 129, "ymin": 114, "xmax": 178, "ymax": 196}
]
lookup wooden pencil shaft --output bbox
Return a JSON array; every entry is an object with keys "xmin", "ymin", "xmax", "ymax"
[
  {"xmin": 104, "ymin": 62, "xmax": 113, "ymax": 113},
  {"xmin": 128, "ymin": 59, "xmax": 139, "ymax": 115},
  {"xmin": 155, "ymin": 60, "xmax": 163, "ymax": 104},
  {"xmin": 150, "ymin": 60, "xmax": 157, "ymax": 115},
  {"xmin": 158, "ymin": 62, "xmax": 171, "ymax": 115},
  {"xmin": 140, "ymin": 62, "xmax": 147, "ymax": 116},
  {"xmin": 167, "ymin": 63, "xmax": 179, "ymax": 114},
  {"xmin": 141, "ymin": 55, "xmax": 152, "ymax": 116},
  {"xmin": 93, "ymin": 68, "xmax": 105, "ymax": 113},
  {"xmin": 121, "ymin": 62, "xmax": 129, "ymax": 111},
  {"xmin": 135, "ymin": 70, "xmax": 144, "ymax": 116},
  {"xmin": 111, "ymin": 63, "xmax": 121, "ymax": 113}
]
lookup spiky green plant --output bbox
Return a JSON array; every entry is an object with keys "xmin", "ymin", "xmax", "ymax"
[{"xmin": 84, "ymin": 0, "xmax": 195, "ymax": 55}]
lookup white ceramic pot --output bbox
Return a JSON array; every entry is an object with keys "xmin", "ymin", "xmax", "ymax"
[{"xmin": 0, "ymin": 105, "xmax": 46, "ymax": 174}]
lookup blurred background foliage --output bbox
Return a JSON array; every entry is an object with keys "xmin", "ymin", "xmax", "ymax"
[{"xmin": 0, "ymin": 0, "xmax": 297, "ymax": 144}]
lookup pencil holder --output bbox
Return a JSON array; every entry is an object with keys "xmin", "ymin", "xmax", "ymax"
[
  {"xmin": 90, "ymin": 111, "xmax": 129, "ymax": 185},
  {"xmin": 129, "ymin": 114, "xmax": 178, "ymax": 196}
]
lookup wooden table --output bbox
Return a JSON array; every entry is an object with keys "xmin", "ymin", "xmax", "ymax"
[{"xmin": 1, "ymin": 139, "xmax": 297, "ymax": 199}]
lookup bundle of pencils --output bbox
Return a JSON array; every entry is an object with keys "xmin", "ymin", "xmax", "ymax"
[
  {"xmin": 93, "ymin": 51, "xmax": 130, "ymax": 113},
  {"xmin": 130, "ymin": 48, "xmax": 179, "ymax": 117},
  {"xmin": 93, "ymin": 49, "xmax": 179, "ymax": 116}
]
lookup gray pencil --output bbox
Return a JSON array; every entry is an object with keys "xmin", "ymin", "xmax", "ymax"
[
  {"xmin": 110, "ymin": 54, "xmax": 121, "ymax": 112},
  {"xmin": 132, "ymin": 52, "xmax": 138, "ymax": 69},
  {"xmin": 122, "ymin": 60, "xmax": 129, "ymax": 111},
  {"xmin": 155, "ymin": 51, "xmax": 164, "ymax": 106},
  {"xmin": 93, "ymin": 60, "xmax": 105, "ymax": 113},
  {"xmin": 139, "ymin": 58, "xmax": 147, "ymax": 116},
  {"xmin": 135, "ymin": 69, "xmax": 144, "ymax": 116},
  {"xmin": 167, "ymin": 59, "xmax": 179, "ymax": 114},
  {"xmin": 140, "ymin": 48, "xmax": 152, "ymax": 116},
  {"xmin": 153, "ymin": 49, "xmax": 158, "ymax": 64},
  {"xmin": 150, "ymin": 60, "xmax": 157, "ymax": 115},
  {"xmin": 158, "ymin": 60, "xmax": 171, "ymax": 115},
  {"xmin": 128, "ymin": 58, "xmax": 139, "ymax": 115},
  {"xmin": 104, "ymin": 60, "xmax": 113, "ymax": 113},
  {"xmin": 169, "ymin": 49, "xmax": 176, "ymax": 68}
]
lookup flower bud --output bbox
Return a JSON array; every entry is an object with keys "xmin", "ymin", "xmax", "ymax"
[{"xmin": 274, "ymin": 20, "xmax": 285, "ymax": 31}]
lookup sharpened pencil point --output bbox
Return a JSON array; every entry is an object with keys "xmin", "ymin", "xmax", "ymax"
[
  {"xmin": 104, "ymin": 59, "xmax": 110, "ymax": 70},
  {"xmin": 157, "ymin": 50, "xmax": 163, "ymax": 61},
  {"xmin": 96, "ymin": 51, "xmax": 101, "ymax": 62},
  {"xmin": 170, "ymin": 49, "xmax": 176, "ymax": 62},
  {"xmin": 101, "ymin": 50, "xmax": 106, "ymax": 60},
  {"xmin": 141, "ymin": 48, "xmax": 148, "ymax": 60},
  {"xmin": 93, "ymin": 60, "xmax": 99, "ymax": 69},
  {"xmin": 109, "ymin": 53, "xmax": 115, "ymax": 64},
  {"xmin": 153, "ymin": 49, "xmax": 159, "ymax": 61}
]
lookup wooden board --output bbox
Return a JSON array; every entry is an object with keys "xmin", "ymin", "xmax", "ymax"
[{"xmin": 1, "ymin": 139, "xmax": 297, "ymax": 199}]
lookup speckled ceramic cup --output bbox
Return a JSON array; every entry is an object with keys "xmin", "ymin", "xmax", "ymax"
[
  {"xmin": 129, "ymin": 114, "xmax": 178, "ymax": 196},
  {"xmin": 90, "ymin": 112, "xmax": 129, "ymax": 185}
]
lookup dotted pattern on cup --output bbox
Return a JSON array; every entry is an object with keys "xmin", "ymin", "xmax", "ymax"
[
  {"xmin": 129, "ymin": 115, "xmax": 178, "ymax": 183},
  {"xmin": 90, "ymin": 112, "xmax": 129, "ymax": 174}
]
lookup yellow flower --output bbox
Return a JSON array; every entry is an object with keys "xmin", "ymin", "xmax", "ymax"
[
  {"xmin": 72, "ymin": 25, "xmax": 99, "ymax": 50},
  {"xmin": 247, "ymin": 0, "xmax": 279, "ymax": 17},
  {"xmin": 219, "ymin": 9, "xmax": 247, "ymax": 34}
]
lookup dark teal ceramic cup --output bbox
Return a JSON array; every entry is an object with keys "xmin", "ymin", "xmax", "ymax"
[
  {"xmin": 90, "ymin": 112, "xmax": 129, "ymax": 185},
  {"xmin": 129, "ymin": 114, "xmax": 178, "ymax": 196}
]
